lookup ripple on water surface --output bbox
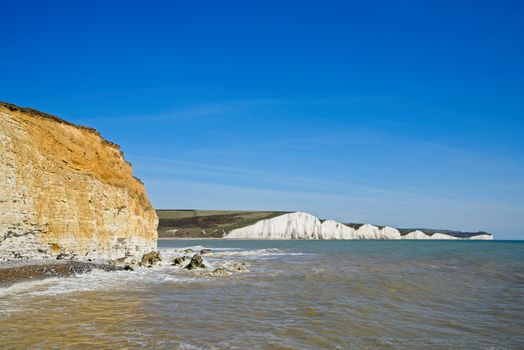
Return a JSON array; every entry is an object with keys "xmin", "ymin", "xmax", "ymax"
[{"xmin": 1, "ymin": 240, "xmax": 524, "ymax": 349}]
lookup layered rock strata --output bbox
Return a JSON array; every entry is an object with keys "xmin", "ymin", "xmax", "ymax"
[{"xmin": 0, "ymin": 102, "xmax": 158, "ymax": 261}]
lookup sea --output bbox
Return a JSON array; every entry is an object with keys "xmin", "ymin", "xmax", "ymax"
[{"xmin": 1, "ymin": 240, "xmax": 523, "ymax": 349}]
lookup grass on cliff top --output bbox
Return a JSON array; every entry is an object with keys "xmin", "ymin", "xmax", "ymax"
[
  {"xmin": 156, "ymin": 209, "xmax": 492, "ymax": 239},
  {"xmin": 156, "ymin": 210, "xmax": 289, "ymax": 238}
]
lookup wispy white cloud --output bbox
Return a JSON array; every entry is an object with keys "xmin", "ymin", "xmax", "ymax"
[
  {"xmin": 76, "ymin": 102, "xmax": 239, "ymax": 123},
  {"xmin": 75, "ymin": 93, "xmax": 401, "ymax": 123},
  {"xmin": 71, "ymin": 95, "xmax": 524, "ymax": 238},
  {"xmin": 144, "ymin": 177, "xmax": 524, "ymax": 236},
  {"xmin": 131, "ymin": 156, "xmax": 524, "ymax": 211}
]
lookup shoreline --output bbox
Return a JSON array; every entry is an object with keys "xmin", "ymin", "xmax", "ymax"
[
  {"xmin": 0, "ymin": 260, "xmax": 122, "ymax": 288},
  {"xmin": 158, "ymin": 237, "xmax": 504, "ymax": 241},
  {"xmin": 158, "ymin": 237, "xmax": 223, "ymax": 240}
]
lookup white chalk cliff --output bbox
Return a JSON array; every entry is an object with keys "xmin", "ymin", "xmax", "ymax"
[{"xmin": 226, "ymin": 212, "xmax": 493, "ymax": 240}]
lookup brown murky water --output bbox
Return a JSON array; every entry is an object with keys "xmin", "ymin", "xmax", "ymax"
[{"xmin": 1, "ymin": 240, "xmax": 523, "ymax": 349}]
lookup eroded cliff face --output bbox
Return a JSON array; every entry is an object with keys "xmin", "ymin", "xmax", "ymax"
[
  {"xmin": 226, "ymin": 212, "xmax": 493, "ymax": 240},
  {"xmin": 0, "ymin": 102, "xmax": 158, "ymax": 261}
]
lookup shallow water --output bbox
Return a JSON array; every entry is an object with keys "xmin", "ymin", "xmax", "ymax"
[{"xmin": 1, "ymin": 240, "xmax": 523, "ymax": 349}]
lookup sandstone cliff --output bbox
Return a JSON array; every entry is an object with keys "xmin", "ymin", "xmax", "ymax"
[{"xmin": 0, "ymin": 102, "xmax": 158, "ymax": 261}]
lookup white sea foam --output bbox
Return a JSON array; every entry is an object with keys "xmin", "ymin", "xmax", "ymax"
[
  {"xmin": 1, "ymin": 246, "xmax": 287, "ymax": 298},
  {"xmin": 0, "ymin": 278, "xmax": 58, "ymax": 298}
]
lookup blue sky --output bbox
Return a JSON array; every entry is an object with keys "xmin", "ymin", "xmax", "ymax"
[{"xmin": 1, "ymin": 1, "xmax": 523, "ymax": 238}]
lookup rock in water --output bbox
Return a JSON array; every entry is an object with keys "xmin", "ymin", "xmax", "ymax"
[
  {"xmin": 185, "ymin": 254, "xmax": 206, "ymax": 270},
  {"xmin": 0, "ymin": 102, "xmax": 158, "ymax": 261},
  {"xmin": 172, "ymin": 256, "xmax": 187, "ymax": 266},
  {"xmin": 140, "ymin": 251, "xmax": 162, "ymax": 267},
  {"xmin": 111, "ymin": 256, "xmax": 138, "ymax": 271},
  {"xmin": 210, "ymin": 268, "xmax": 231, "ymax": 276},
  {"xmin": 230, "ymin": 262, "xmax": 249, "ymax": 273},
  {"xmin": 200, "ymin": 249, "xmax": 212, "ymax": 255}
]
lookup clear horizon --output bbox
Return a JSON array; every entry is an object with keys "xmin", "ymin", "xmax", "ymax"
[{"xmin": 2, "ymin": 1, "xmax": 523, "ymax": 239}]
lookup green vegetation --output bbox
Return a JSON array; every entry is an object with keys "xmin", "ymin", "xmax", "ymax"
[
  {"xmin": 156, "ymin": 209, "xmax": 492, "ymax": 239},
  {"xmin": 156, "ymin": 210, "xmax": 289, "ymax": 238}
]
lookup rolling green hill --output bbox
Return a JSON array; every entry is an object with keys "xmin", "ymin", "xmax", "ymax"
[{"xmin": 156, "ymin": 210, "xmax": 289, "ymax": 238}]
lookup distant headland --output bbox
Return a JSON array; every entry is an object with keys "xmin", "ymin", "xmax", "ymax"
[{"xmin": 157, "ymin": 210, "xmax": 493, "ymax": 240}]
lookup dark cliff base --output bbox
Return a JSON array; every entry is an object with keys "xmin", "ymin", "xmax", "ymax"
[{"xmin": 0, "ymin": 261, "xmax": 122, "ymax": 288}]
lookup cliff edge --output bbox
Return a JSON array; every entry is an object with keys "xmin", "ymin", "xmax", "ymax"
[
  {"xmin": 0, "ymin": 102, "xmax": 158, "ymax": 261},
  {"xmin": 225, "ymin": 212, "xmax": 493, "ymax": 240}
]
